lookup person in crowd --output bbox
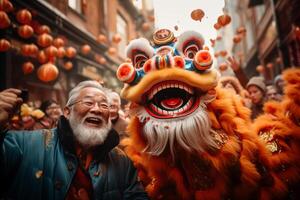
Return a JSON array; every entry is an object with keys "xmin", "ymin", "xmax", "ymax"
[
  {"xmin": 227, "ymin": 56, "xmax": 249, "ymax": 88},
  {"xmin": 246, "ymin": 76, "xmax": 266, "ymax": 119},
  {"xmin": 19, "ymin": 103, "xmax": 37, "ymax": 130},
  {"xmin": 274, "ymin": 74, "xmax": 284, "ymax": 95},
  {"xmin": 40, "ymin": 99, "xmax": 63, "ymax": 128},
  {"xmin": 0, "ymin": 82, "xmax": 149, "ymax": 199},
  {"xmin": 106, "ymin": 91, "xmax": 129, "ymax": 143},
  {"xmin": 219, "ymin": 76, "xmax": 252, "ymax": 108},
  {"xmin": 266, "ymin": 85, "xmax": 282, "ymax": 102}
]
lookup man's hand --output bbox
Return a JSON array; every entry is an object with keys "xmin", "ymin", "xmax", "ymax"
[
  {"xmin": 0, "ymin": 88, "xmax": 23, "ymax": 126},
  {"xmin": 227, "ymin": 56, "xmax": 241, "ymax": 71}
]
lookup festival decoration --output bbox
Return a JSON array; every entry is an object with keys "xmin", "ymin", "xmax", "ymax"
[
  {"xmin": 21, "ymin": 44, "xmax": 38, "ymax": 57},
  {"xmin": 236, "ymin": 26, "xmax": 246, "ymax": 35},
  {"xmin": 107, "ymin": 47, "xmax": 116, "ymax": 55},
  {"xmin": 112, "ymin": 33, "xmax": 122, "ymax": 44},
  {"xmin": 63, "ymin": 61, "xmax": 73, "ymax": 70},
  {"xmin": 97, "ymin": 34, "xmax": 107, "ymax": 44},
  {"xmin": 81, "ymin": 44, "xmax": 91, "ymax": 55},
  {"xmin": 56, "ymin": 47, "xmax": 65, "ymax": 58},
  {"xmin": 65, "ymin": 47, "xmax": 77, "ymax": 58},
  {"xmin": 219, "ymin": 50, "xmax": 227, "ymax": 57},
  {"xmin": 219, "ymin": 62, "xmax": 228, "ymax": 71},
  {"xmin": 37, "ymin": 33, "xmax": 53, "ymax": 48},
  {"xmin": 217, "ymin": 14, "xmax": 231, "ymax": 26},
  {"xmin": 18, "ymin": 25, "xmax": 34, "ymax": 39},
  {"xmin": 0, "ymin": 11, "xmax": 10, "ymax": 29},
  {"xmin": 53, "ymin": 37, "xmax": 65, "ymax": 48},
  {"xmin": 142, "ymin": 22, "xmax": 150, "ymax": 31},
  {"xmin": 256, "ymin": 65, "xmax": 265, "ymax": 73},
  {"xmin": 22, "ymin": 61, "xmax": 34, "ymax": 75},
  {"xmin": 190, "ymin": 9, "xmax": 205, "ymax": 21},
  {"xmin": 45, "ymin": 45, "xmax": 58, "ymax": 58},
  {"xmin": 0, "ymin": 39, "xmax": 10, "ymax": 52},
  {"xmin": 266, "ymin": 63, "xmax": 274, "ymax": 69},
  {"xmin": 37, "ymin": 50, "xmax": 48, "ymax": 64},
  {"xmin": 213, "ymin": 23, "xmax": 222, "ymax": 30},
  {"xmin": 16, "ymin": 9, "xmax": 32, "ymax": 24},
  {"xmin": 36, "ymin": 25, "xmax": 51, "ymax": 35},
  {"xmin": 0, "ymin": 0, "xmax": 13, "ymax": 13},
  {"xmin": 233, "ymin": 35, "xmax": 242, "ymax": 43},
  {"xmin": 37, "ymin": 63, "xmax": 59, "ymax": 82}
]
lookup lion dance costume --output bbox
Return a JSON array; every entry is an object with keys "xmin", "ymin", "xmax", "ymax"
[{"xmin": 116, "ymin": 29, "xmax": 299, "ymax": 200}]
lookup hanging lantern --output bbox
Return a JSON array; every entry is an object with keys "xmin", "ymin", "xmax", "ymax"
[
  {"xmin": 214, "ymin": 52, "xmax": 219, "ymax": 58},
  {"xmin": 217, "ymin": 14, "xmax": 231, "ymax": 26},
  {"xmin": 236, "ymin": 27, "xmax": 246, "ymax": 35},
  {"xmin": 213, "ymin": 23, "xmax": 222, "ymax": 30},
  {"xmin": 275, "ymin": 57, "xmax": 282, "ymax": 64},
  {"xmin": 174, "ymin": 25, "xmax": 179, "ymax": 31},
  {"xmin": 37, "ymin": 63, "xmax": 59, "ymax": 82},
  {"xmin": 0, "ymin": 11, "xmax": 10, "ymax": 29},
  {"xmin": 210, "ymin": 39, "xmax": 215, "ymax": 46},
  {"xmin": 65, "ymin": 47, "xmax": 77, "ymax": 58},
  {"xmin": 53, "ymin": 37, "xmax": 65, "ymax": 48},
  {"xmin": 37, "ymin": 33, "xmax": 53, "ymax": 48},
  {"xmin": 220, "ymin": 50, "xmax": 227, "ymax": 57},
  {"xmin": 142, "ymin": 22, "xmax": 150, "ymax": 31},
  {"xmin": 97, "ymin": 34, "xmax": 107, "ymax": 44},
  {"xmin": 0, "ymin": 39, "xmax": 10, "ymax": 52},
  {"xmin": 21, "ymin": 44, "xmax": 38, "ymax": 57},
  {"xmin": 216, "ymin": 35, "xmax": 222, "ymax": 40},
  {"xmin": 63, "ymin": 61, "xmax": 73, "ymax": 71},
  {"xmin": 99, "ymin": 57, "xmax": 107, "ymax": 65},
  {"xmin": 22, "ymin": 62, "xmax": 34, "ymax": 75},
  {"xmin": 16, "ymin": 9, "xmax": 32, "ymax": 25},
  {"xmin": 45, "ymin": 45, "xmax": 58, "ymax": 58},
  {"xmin": 37, "ymin": 50, "xmax": 48, "ymax": 64},
  {"xmin": 295, "ymin": 26, "xmax": 300, "ymax": 40},
  {"xmin": 107, "ymin": 47, "xmax": 116, "ymax": 55},
  {"xmin": 219, "ymin": 62, "xmax": 228, "ymax": 71},
  {"xmin": 266, "ymin": 63, "xmax": 274, "ymax": 69},
  {"xmin": 81, "ymin": 44, "xmax": 91, "ymax": 55},
  {"xmin": 57, "ymin": 47, "xmax": 65, "ymax": 58},
  {"xmin": 112, "ymin": 34, "xmax": 122, "ymax": 44},
  {"xmin": 18, "ymin": 25, "xmax": 34, "ymax": 39},
  {"xmin": 36, "ymin": 25, "xmax": 51, "ymax": 35},
  {"xmin": 191, "ymin": 9, "xmax": 205, "ymax": 21},
  {"xmin": 256, "ymin": 65, "xmax": 265, "ymax": 73},
  {"xmin": 0, "ymin": 0, "xmax": 14, "ymax": 13},
  {"xmin": 233, "ymin": 35, "xmax": 242, "ymax": 43},
  {"xmin": 148, "ymin": 15, "xmax": 155, "ymax": 22}
]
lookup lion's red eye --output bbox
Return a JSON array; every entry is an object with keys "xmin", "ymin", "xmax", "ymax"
[{"xmin": 183, "ymin": 44, "xmax": 199, "ymax": 60}]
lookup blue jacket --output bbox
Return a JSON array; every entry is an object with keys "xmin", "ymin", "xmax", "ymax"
[{"xmin": 0, "ymin": 116, "xmax": 148, "ymax": 200}]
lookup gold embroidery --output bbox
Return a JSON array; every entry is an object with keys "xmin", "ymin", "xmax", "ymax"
[
  {"xmin": 259, "ymin": 129, "xmax": 280, "ymax": 153},
  {"xmin": 43, "ymin": 129, "xmax": 53, "ymax": 148}
]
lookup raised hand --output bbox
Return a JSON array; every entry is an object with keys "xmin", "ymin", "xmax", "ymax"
[
  {"xmin": 0, "ymin": 88, "xmax": 23, "ymax": 127},
  {"xmin": 227, "ymin": 56, "xmax": 241, "ymax": 71}
]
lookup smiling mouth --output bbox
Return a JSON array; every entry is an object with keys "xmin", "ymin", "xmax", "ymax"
[
  {"xmin": 143, "ymin": 80, "xmax": 200, "ymax": 119},
  {"xmin": 84, "ymin": 117, "xmax": 103, "ymax": 127}
]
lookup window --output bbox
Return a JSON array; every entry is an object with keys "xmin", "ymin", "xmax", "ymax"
[
  {"xmin": 68, "ymin": 0, "xmax": 82, "ymax": 14},
  {"xmin": 116, "ymin": 14, "xmax": 128, "ymax": 58}
]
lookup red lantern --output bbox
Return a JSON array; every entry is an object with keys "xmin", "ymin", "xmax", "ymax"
[
  {"xmin": 37, "ymin": 33, "xmax": 53, "ymax": 48},
  {"xmin": 191, "ymin": 9, "xmax": 205, "ymax": 21},
  {"xmin": 0, "ymin": 39, "xmax": 10, "ymax": 52},
  {"xmin": 256, "ymin": 65, "xmax": 265, "ymax": 73},
  {"xmin": 107, "ymin": 47, "xmax": 116, "ymax": 55},
  {"xmin": 57, "ymin": 47, "xmax": 65, "ymax": 58},
  {"xmin": 53, "ymin": 37, "xmax": 65, "ymax": 48},
  {"xmin": 0, "ymin": 0, "xmax": 14, "ymax": 13},
  {"xmin": 216, "ymin": 35, "xmax": 222, "ymax": 40},
  {"xmin": 18, "ymin": 25, "xmax": 34, "ymax": 39},
  {"xmin": 214, "ymin": 52, "xmax": 219, "ymax": 58},
  {"xmin": 16, "ymin": 9, "xmax": 32, "ymax": 25},
  {"xmin": 266, "ymin": 63, "xmax": 274, "ymax": 69},
  {"xmin": 65, "ymin": 47, "xmax": 77, "ymax": 58},
  {"xmin": 0, "ymin": 11, "xmax": 10, "ymax": 29},
  {"xmin": 236, "ymin": 27, "xmax": 246, "ymax": 35},
  {"xmin": 36, "ymin": 25, "xmax": 51, "ymax": 35},
  {"xmin": 97, "ymin": 34, "xmax": 107, "ymax": 44},
  {"xmin": 142, "ymin": 23, "xmax": 150, "ymax": 31},
  {"xmin": 217, "ymin": 14, "xmax": 231, "ymax": 26},
  {"xmin": 233, "ymin": 35, "xmax": 242, "ymax": 43},
  {"xmin": 45, "ymin": 45, "xmax": 58, "ymax": 58},
  {"xmin": 214, "ymin": 23, "xmax": 222, "ymax": 30},
  {"xmin": 219, "ymin": 63, "xmax": 228, "ymax": 71},
  {"xmin": 220, "ymin": 50, "xmax": 227, "ymax": 57},
  {"xmin": 22, "ymin": 62, "xmax": 34, "ymax": 75},
  {"xmin": 99, "ymin": 57, "xmax": 107, "ymax": 65},
  {"xmin": 37, "ymin": 63, "xmax": 59, "ymax": 82},
  {"xmin": 21, "ymin": 44, "xmax": 38, "ymax": 57},
  {"xmin": 174, "ymin": 25, "xmax": 179, "ymax": 31},
  {"xmin": 81, "ymin": 44, "xmax": 91, "ymax": 55},
  {"xmin": 63, "ymin": 61, "xmax": 73, "ymax": 70},
  {"xmin": 37, "ymin": 50, "xmax": 48, "ymax": 64},
  {"xmin": 148, "ymin": 15, "xmax": 155, "ymax": 22},
  {"xmin": 112, "ymin": 34, "xmax": 122, "ymax": 44}
]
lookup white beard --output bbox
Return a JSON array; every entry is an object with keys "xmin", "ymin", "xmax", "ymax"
[
  {"xmin": 132, "ymin": 93, "xmax": 218, "ymax": 157},
  {"xmin": 69, "ymin": 112, "xmax": 112, "ymax": 149}
]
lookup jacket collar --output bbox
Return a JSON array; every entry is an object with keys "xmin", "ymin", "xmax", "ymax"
[{"xmin": 57, "ymin": 116, "xmax": 120, "ymax": 162}]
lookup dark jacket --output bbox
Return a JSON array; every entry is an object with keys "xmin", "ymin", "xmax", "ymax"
[{"xmin": 0, "ymin": 116, "xmax": 148, "ymax": 200}]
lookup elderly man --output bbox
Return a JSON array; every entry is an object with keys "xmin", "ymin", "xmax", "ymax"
[{"xmin": 0, "ymin": 81, "xmax": 148, "ymax": 200}]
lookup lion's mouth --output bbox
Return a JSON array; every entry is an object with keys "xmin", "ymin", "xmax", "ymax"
[{"xmin": 143, "ymin": 80, "xmax": 200, "ymax": 119}]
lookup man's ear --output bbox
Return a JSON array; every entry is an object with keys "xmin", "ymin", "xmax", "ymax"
[{"xmin": 63, "ymin": 107, "xmax": 71, "ymax": 118}]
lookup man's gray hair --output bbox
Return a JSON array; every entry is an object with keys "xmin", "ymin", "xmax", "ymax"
[
  {"xmin": 106, "ymin": 90, "xmax": 121, "ymax": 106},
  {"xmin": 66, "ymin": 80, "xmax": 107, "ymax": 106}
]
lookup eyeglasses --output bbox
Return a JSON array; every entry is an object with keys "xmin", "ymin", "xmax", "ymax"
[{"xmin": 69, "ymin": 99, "xmax": 109, "ymax": 110}]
